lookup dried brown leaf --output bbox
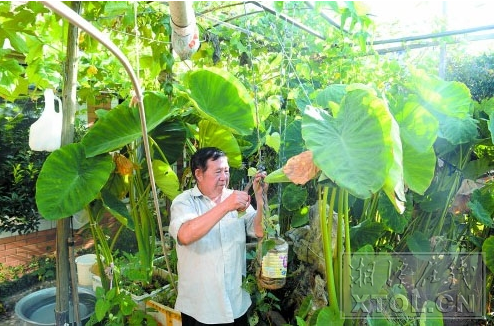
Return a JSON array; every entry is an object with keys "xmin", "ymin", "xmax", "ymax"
[{"xmin": 282, "ymin": 151, "xmax": 320, "ymax": 185}]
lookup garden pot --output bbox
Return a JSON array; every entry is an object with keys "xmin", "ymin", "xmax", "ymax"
[
  {"xmin": 126, "ymin": 268, "xmax": 175, "ymax": 310},
  {"xmin": 14, "ymin": 287, "xmax": 96, "ymax": 326},
  {"xmin": 145, "ymin": 299, "xmax": 181, "ymax": 326},
  {"xmin": 75, "ymin": 254, "xmax": 97, "ymax": 287}
]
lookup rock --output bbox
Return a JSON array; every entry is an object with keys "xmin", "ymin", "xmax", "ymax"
[{"xmin": 286, "ymin": 204, "xmax": 340, "ymax": 275}]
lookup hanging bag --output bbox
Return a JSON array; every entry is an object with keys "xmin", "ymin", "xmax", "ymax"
[{"xmin": 29, "ymin": 89, "xmax": 63, "ymax": 152}]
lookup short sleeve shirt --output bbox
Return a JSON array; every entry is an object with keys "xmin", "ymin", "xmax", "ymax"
[{"xmin": 169, "ymin": 185, "xmax": 257, "ymax": 324}]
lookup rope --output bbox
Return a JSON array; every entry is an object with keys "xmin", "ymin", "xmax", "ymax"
[
  {"xmin": 133, "ymin": 2, "xmax": 176, "ymax": 292},
  {"xmin": 133, "ymin": 2, "xmax": 140, "ymax": 82},
  {"xmin": 242, "ymin": 2, "xmax": 270, "ymax": 238},
  {"xmin": 242, "ymin": 2, "xmax": 294, "ymax": 290}
]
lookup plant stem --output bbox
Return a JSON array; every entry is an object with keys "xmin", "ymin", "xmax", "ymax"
[
  {"xmin": 341, "ymin": 189, "xmax": 352, "ymax": 320},
  {"xmin": 319, "ymin": 186, "xmax": 338, "ymax": 310}
]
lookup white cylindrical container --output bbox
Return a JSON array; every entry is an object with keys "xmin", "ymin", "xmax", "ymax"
[
  {"xmin": 259, "ymin": 237, "xmax": 289, "ymax": 290},
  {"xmin": 75, "ymin": 254, "xmax": 97, "ymax": 287}
]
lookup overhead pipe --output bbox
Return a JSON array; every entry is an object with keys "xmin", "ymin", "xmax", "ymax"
[
  {"xmin": 246, "ymin": 1, "xmax": 326, "ymax": 40},
  {"xmin": 168, "ymin": 1, "xmax": 200, "ymax": 60},
  {"xmin": 304, "ymin": 1, "xmax": 350, "ymax": 35},
  {"xmin": 372, "ymin": 24, "xmax": 494, "ymax": 45}
]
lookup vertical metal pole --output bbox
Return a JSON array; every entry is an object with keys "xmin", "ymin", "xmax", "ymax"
[
  {"xmin": 54, "ymin": 220, "xmax": 70, "ymax": 325},
  {"xmin": 68, "ymin": 233, "xmax": 81, "ymax": 325},
  {"xmin": 55, "ymin": 1, "xmax": 81, "ymax": 325},
  {"xmin": 439, "ymin": 2, "xmax": 447, "ymax": 78}
]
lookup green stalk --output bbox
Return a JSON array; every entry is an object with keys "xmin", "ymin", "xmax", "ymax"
[
  {"xmin": 369, "ymin": 193, "xmax": 379, "ymax": 222},
  {"xmin": 133, "ymin": 170, "xmax": 155, "ymax": 283},
  {"xmin": 319, "ymin": 186, "xmax": 339, "ymax": 312},
  {"xmin": 109, "ymin": 224, "xmax": 125, "ymax": 252},
  {"xmin": 359, "ymin": 198, "xmax": 370, "ymax": 223},
  {"xmin": 130, "ymin": 138, "xmax": 156, "ymax": 283},
  {"xmin": 341, "ymin": 189, "xmax": 352, "ymax": 321},
  {"xmin": 86, "ymin": 205, "xmax": 119, "ymax": 292},
  {"xmin": 343, "ymin": 190, "xmax": 351, "ymax": 256},
  {"xmin": 147, "ymin": 136, "xmax": 176, "ymax": 292},
  {"xmin": 128, "ymin": 171, "xmax": 147, "ymax": 283},
  {"xmin": 336, "ymin": 188, "xmax": 344, "ymax": 310}
]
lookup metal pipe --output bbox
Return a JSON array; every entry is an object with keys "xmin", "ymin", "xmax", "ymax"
[
  {"xmin": 246, "ymin": 1, "xmax": 326, "ymax": 40},
  {"xmin": 304, "ymin": 1, "xmax": 349, "ymax": 34},
  {"xmin": 372, "ymin": 25, "xmax": 494, "ymax": 45}
]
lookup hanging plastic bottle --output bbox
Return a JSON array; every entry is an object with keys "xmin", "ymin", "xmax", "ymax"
[
  {"xmin": 258, "ymin": 237, "xmax": 289, "ymax": 290},
  {"xmin": 29, "ymin": 89, "xmax": 63, "ymax": 152}
]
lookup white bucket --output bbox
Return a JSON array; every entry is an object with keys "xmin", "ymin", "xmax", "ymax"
[{"xmin": 75, "ymin": 254, "xmax": 97, "ymax": 286}]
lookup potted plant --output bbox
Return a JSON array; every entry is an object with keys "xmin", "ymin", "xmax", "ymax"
[{"xmin": 85, "ymin": 286, "xmax": 157, "ymax": 326}]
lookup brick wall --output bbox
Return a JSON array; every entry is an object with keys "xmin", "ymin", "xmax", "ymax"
[
  {"xmin": 0, "ymin": 214, "xmax": 118, "ymax": 267},
  {"xmin": 1, "ymin": 228, "xmax": 55, "ymax": 266},
  {"xmin": 0, "ymin": 228, "xmax": 92, "ymax": 267}
]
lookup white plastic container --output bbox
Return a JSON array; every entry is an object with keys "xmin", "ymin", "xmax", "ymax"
[{"xmin": 75, "ymin": 254, "xmax": 97, "ymax": 287}]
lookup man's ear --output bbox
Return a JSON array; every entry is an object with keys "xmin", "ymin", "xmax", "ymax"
[{"xmin": 194, "ymin": 168, "xmax": 202, "ymax": 181}]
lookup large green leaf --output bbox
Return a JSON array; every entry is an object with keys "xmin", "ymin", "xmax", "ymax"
[
  {"xmin": 25, "ymin": 59, "xmax": 62, "ymax": 90},
  {"xmin": 408, "ymin": 69, "xmax": 478, "ymax": 146},
  {"xmin": 100, "ymin": 189, "xmax": 131, "ymax": 227},
  {"xmin": 409, "ymin": 68, "xmax": 472, "ymax": 119},
  {"xmin": 438, "ymin": 115, "xmax": 479, "ymax": 145},
  {"xmin": 152, "ymin": 159, "xmax": 181, "ymax": 201},
  {"xmin": 403, "ymin": 143, "xmax": 436, "ymax": 195},
  {"xmin": 302, "ymin": 89, "xmax": 393, "ymax": 199},
  {"xmin": 36, "ymin": 143, "xmax": 114, "ymax": 220},
  {"xmin": 1, "ymin": 16, "xmax": 29, "ymax": 53},
  {"xmin": 315, "ymin": 84, "xmax": 347, "ymax": 112},
  {"xmin": 392, "ymin": 97, "xmax": 438, "ymax": 153},
  {"xmin": 481, "ymin": 98, "xmax": 494, "ymax": 144},
  {"xmin": 82, "ymin": 91, "xmax": 172, "ymax": 157},
  {"xmin": 315, "ymin": 305, "xmax": 343, "ymax": 326},
  {"xmin": 349, "ymin": 219, "xmax": 387, "ymax": 250},
  {"xmin": 468, "ymin": 185, "xmax": 494, "ymax": 228},
  {"xmin": 150, "ymin": 120, "xmax": 187, "ymax": 164},
  {"xmin": 280, "ymin": 119, "xmax": 305, "ymax": 165},
  {"xmin": 406, "ymin": 231, "xmax": 431, "ymax": 259},
  {"xmin": 0, "ymin": 57, "xmax": 23, "ymax": 87},
  {"xmin": 265, "ymin": 131, "xmax": 280, "ymax": 153},
  {"xmin": 378, "ymin": 192, "xmax": 409, "ymax": 234},
  {"xmin": 482, "ymin": 236, "xmax": 494, "ymax": 273},
  {"xmin": 198, "ymin": 120, "xmax": 242, "ymax": 168},
  {"xmin": 281, "ymin": 184, "xmax": 308, "ymax": 211},
  {"xmin": 381, "ymin": 110, "xmax": 406, "ymax": 213},
  {"xmin": 349, "ymin": 248, "xmax": 392, "ymax": 296},
  {"xmin": 183, "ymin": 67, "xmax": 255, "ymax": 135}
]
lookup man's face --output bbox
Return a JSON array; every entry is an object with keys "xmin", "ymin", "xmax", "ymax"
[{"xmin": 196, "ymin": 156, "xmax": 230, "ymax": 193}]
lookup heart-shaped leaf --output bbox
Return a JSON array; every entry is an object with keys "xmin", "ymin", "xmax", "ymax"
[{"xmin": 36, "ymin": 143, "xmax": 114, "ymax": 220}]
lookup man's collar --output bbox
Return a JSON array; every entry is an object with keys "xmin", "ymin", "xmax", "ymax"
[{"xmin": 191, "ymin": 185, "xmax": 203, "ymax": 197}]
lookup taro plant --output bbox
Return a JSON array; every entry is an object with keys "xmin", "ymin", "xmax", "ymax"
[
  {"xmin": 36, "ymin": 91, "xmax": 177, "ymax": 292},
  {"xmin": 265, "ymin": 67, "xmax": 494, "ymax": 324},
  {"xmin": 35, "ymin": 67, "xmax": 257, "ymax": 294},
  {"xmin": 266, "ymin": 83, "xmax": 403, "ymax": 324}
]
